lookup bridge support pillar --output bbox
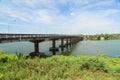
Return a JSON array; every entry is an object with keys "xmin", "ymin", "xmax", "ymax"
[
  {"xmin": 65, "ymin": 38, "xmax": 69, "ymax": 50},
  {"xmin": 59, "ymin": 38, "xmax": 65, "ymax": 52},
  {"xmin": 49, "ymin": 39, "xmax": 59, "ymax": 55},
  {"xmin": 30, "ymin": 40, "xmax": 45, "ymax": 57},
  {"xmin": 69, "ymin": 38, "xmax": 72, "ymax": 48},
  {"xmin": 34, "ymin": 41, "xmax": 39, "ymax": 53}
]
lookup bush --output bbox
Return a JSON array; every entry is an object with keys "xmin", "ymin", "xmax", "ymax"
[{"xmin": 0, "ymin": 54, "xmax": 120, "ymax": 80}]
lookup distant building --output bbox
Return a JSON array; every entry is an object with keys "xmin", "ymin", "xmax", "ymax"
[{"xmin": 100, "ymin": 37, "xmax": 105, "ymax": 40}]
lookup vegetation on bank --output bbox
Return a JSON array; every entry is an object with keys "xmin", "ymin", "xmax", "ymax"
[
  {"xmin": 83, "ymin": 34, "xmax": 120, "ymax": 40},
  {"xmin": 0, "ymin": 52, "xmax": 120, "ymax": 80}
]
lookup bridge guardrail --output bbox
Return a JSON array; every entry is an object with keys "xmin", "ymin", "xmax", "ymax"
[{"xmin": 0, "ymin": 34, "xmax": 82, "ymax": 40}]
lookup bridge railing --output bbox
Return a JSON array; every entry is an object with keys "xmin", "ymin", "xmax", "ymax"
[{"xmin": 0, "ymin": 34, "xmax": 77, "ymax": 39}]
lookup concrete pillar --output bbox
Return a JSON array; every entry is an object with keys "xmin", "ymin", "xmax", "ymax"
[
  {"xmin": 52, "ymin": 39, "xmax": 56, "ymax": 55},
  {"xmin": 66, "ymin": 38, "xmax": 69, "ymax": 50},
  {"xmin": 49, "ymin": 39, "xmax": 59, "ymax": 55},
  {"xmin": 59, "ymin": 38, "xmax": 65, "ymax": 52},
  {"xmin": 34, "ymin": 41, "xmax": 39, "ymax": 53},
  {"xmin": 69, "ymin": 38, "xmax": 72, "ymax": 48},
  {"xmin": 30, "ymin": 40, "xmax": 44, "ymax": 56}
]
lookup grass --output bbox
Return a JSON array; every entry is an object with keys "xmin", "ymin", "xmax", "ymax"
[{"xmin": 0, "ymin": 52, "xmax": 120, "ymax": 80}]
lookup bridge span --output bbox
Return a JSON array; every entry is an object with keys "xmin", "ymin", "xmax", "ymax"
[{"xmin": 0, "ymin": 33, "xmax": 83, "ymax": 56}]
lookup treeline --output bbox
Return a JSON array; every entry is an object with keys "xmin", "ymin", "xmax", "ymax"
[{"xmin": 83, "ymin": 34, "xmax": 120, "ymax": 40}]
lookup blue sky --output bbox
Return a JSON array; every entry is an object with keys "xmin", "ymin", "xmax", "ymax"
[{"xmin": 0, "ymin": 0, "xmax": 120, "ymax": 34}]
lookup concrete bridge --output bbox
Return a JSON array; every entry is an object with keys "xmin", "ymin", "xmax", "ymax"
[{"xmin": 0, "ymin": 33, "xmax": 83, "ymax": 56}]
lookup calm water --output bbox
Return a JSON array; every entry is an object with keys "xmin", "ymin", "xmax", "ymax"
[
  {"xmin": 71, "ymin": 40, "xmax": 120, "ymax": 57},
  {"xmin": 0, "ymin": 40, "xmax": 120, "ymax": 57}
]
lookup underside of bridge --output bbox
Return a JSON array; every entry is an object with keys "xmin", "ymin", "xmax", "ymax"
[{"xmin": 29, "ymin": 37, "xmax": 82, "ymax": 57}]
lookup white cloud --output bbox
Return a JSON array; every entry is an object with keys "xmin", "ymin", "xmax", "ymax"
[
  {"xmin": 12, "ymin": 0, "xmax": 57, "ymax": 10},
  {"xmin": 70, "ymin": 12, "xmax": 76, "ymax": 16},
  {"xmin": 0, "ymin": 22, "xmax": 24, "ymax": 27},
  {"xmin": 34, "ymin": 10, "xmax": 56, "ymax": 24},
  {"xmin": 1, "ymin": 8, "xmax": 57, "ymax": 25},
  {"xmin": 101, "ymin": 9, "xmax": 120, "ymax": 16},
  {"xmin": 54, "ymin": 9, "xmax": 120, "ymax": 34},
  {"xmin": 1, "ymin": 8, "xmax": 33, "ymax": 22},
  {"xmin": 70, "ymin": 0, "xmax": 116, "ymax": 11},
  {"xmin": 0, "ymin": 0, "xmax": 120, "ymax": 34},
  {"xmin": 12, "ymin": 0, "xmax": 38, "ymax": 7}
]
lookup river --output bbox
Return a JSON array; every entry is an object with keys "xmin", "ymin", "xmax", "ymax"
[{"xmin": 0, "ymin": 40, "xmax": 120, "ymax": 57}]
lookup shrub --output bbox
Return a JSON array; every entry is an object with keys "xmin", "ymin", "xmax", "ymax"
[{"xmin": 0, "ymin": 54, "xmax": 120, "ymax": 80}]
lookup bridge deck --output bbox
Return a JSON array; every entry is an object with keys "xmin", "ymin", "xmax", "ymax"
[{"xmin": 0, "ymin": 34, "xmax": 82, "ymax": 43}]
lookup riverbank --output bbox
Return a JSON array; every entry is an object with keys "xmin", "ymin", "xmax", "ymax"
[{"xmin": 0, "ymin": 52, "xmax": 120, "ymax": 80}]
